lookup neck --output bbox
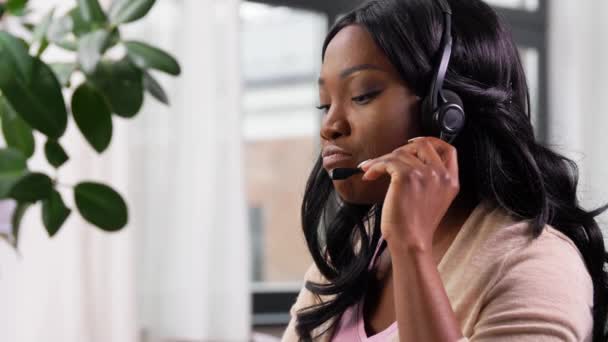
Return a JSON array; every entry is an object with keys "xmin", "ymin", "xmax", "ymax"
[{"xmin": 432, "ymin": 190, "xmax": 478, "ymax": 251}]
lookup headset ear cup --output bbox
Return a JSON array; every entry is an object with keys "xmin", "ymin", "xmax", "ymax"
[
  {"xmin": 441, "ymin": 89, "xmax": 464, "ymax": 110},
  {"xmin": 438, "ymin": 90, "xmax": 466, "ymax": 135}
]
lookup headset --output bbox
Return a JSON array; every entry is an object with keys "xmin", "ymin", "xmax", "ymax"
[
  {"xmin": 420, "ymin": 0, "xmax": 466, "ymax": 144},
  {"xmin": 330, "ymin": 0, "xmax": 466, "ymax": 180}
]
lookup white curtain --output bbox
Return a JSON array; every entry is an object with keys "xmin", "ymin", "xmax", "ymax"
[
  {"xmin": 0, "ymin": 0, "xmax": 250, "ymax": 341},
  {"xmin": 127, "ymin": 0, "xmax": 251, "ymax": 340},
  {"xmin": 548, "ymin": 0, "xmax": 608, "ymax": 237}
]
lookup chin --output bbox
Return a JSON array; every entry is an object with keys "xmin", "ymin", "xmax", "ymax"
[
  {"xmin": 339, "ymin": 195, "xmax": 373, "ymax": 205},
  {"xmin": 334, "ymin": 179, "xmax": 386, "ymax": 205}
]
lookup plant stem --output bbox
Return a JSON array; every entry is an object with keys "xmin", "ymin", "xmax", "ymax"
[{"xmin": 36, "ymin": 39, "xmax": 49, "ymax": 58}]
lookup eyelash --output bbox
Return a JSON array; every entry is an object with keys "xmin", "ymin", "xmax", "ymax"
[{"xmin": 316, "ymin": 90, "xmax": 382, "ymax": 113}]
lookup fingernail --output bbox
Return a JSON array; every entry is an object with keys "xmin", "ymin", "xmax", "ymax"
[
  {"xmin": 408, "ymin": 136, "xmax": 424, "ymax": 143},
  {"xmin": 357, "ymin": 159, "xmax": 372, "ymax": 168}
]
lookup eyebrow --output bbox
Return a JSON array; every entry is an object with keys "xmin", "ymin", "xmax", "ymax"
[{"xmin": 317, "ymin": 64, "xmax": 385, "ymax": 86}]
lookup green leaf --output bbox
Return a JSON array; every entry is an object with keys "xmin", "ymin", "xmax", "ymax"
[
  {"xmin": 22, "ymin": 22, "xmax": 35, "ymax": 32},
  {"xmin": 78, "ymin": 0, "xmax": 106, "ymax": 24},
  {"xmin": 0, "ymin": 95, "xmax": 35, "ymax": 158},
  {"xmin": 0, "ymin": 148, "xmax": 28, "ymax": 199},
  {"xmin": 71, "ymin": 83, "xmax": 113, "ymax": 153},
  {"xmin": 11, "ymin": 201, "xmax": 30, "ymax": 249},
  {"xmin": 49, "ymin": 62, "xmax": 76, "ymax": 87},
  {"xmin": 0, "ymin": 32, "xmax": 32, "ymax": 78},
  {"xmin": 6, "ymin": 0, "xmax": 28, "ymax": 16},
  {"xmin": 125, "ymin": 41, "xmax": 180, "ymax": 76},
  {"xmin": 74, "ymin": 182, "xmax": 127, "ymax": 231},
  {"xmin": 44, "ymin": 140, "xmax": 69, "ymax": 168},
  {"xmin": 32, "ymin": 9, "xmax": 55, "ymax": 43},
  {"xmin": 78, "ymin": 29, "xmax": 111, "ymax": 74},
  {"xmin": 0, "ymin": 32, "xmax": 68, "ymax": 139},
  {"xmin": 107, "ymin": 26, "xmax": 121, "ymax": 47},
  {"xmin": 109, "ymin": 0, "xmax": 155, "ymax": 25},
  {"xmin": 69, "ymin": 7, "xmax": 94, "ymax": 36},
  {"xmin": 47, "ymin": 7, "xmax": 94, "ymax": 44},
  {"xmin": 90, "ymin": 58, "xmax": 144, "ymax": 117},
  {"xmin": 31, "ymin": 8, "xmax": 54, "ymax": 56},
  {"xmin": 143, "ymin": 70, "xmax": 168, "ymax": 105},
  {"xmin": 47, "ymin": 14, "xmax": 73, "ymax": 43},
  {"xmin": 42, "ymin": 190, "xmax": 71, "ymax": 237},
  {"xmin": 9, "ymin": 172, "xmax": 53, "ymax": 202},
  {"xmin": 56, "ymin": 40, "xmax": 78, "ymax": 51}
]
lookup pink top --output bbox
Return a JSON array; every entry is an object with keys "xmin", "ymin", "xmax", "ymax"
[{"xmin": 330, "ymin": 236, "xmax": 398, "ymax": 341}]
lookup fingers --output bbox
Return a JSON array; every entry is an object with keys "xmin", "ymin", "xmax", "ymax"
[
  {"xmin": 443, "ymin": 145, "xmax": 459, "ymax": 181},
  {"xmin": 360, "ymin": 137, "xmax": 459, "ymax": 185},
  {"xmin": 413, "ymin": 137, "xmax": 460, "ymax": 189},
  {"xmin": 413, "ymin": 139, "xmax": 445, "ymax": 168},
  {"xmin": 361, "ymin": 154, "xmax": 420, "ymax": 182},
  {"xmin": 411, "ymin": 137, "xmax": 459, "ymax": 175},
  {"xmin": 432, "ymin": 137, "xmax": 459, "ymax": 179}
]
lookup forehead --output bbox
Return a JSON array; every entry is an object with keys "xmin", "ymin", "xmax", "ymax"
[{"xmin": 320, "ymin": 24, "xmax": 396, "ymax": 79}]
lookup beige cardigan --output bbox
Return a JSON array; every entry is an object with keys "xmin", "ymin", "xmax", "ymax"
[{"xmin": 281, "ymin": 200, "xmax": 594, "ymax": 341}]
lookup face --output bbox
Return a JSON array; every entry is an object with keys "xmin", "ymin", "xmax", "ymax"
[{"xmin": 318, "ymin": 24, "xmax": 422, "ymax": 205}]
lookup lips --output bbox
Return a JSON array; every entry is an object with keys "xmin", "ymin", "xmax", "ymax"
[
  {"xmin": 321, "ymin": 145, "xmax": 356, "ymax": 170},
  {"xmin": 322, "ymin": 152, "xmax": 353, "ymax": 170}
]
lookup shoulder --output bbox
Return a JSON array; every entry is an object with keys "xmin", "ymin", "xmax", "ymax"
[
  {"xmin": 473, "ymin": 219, "xmax": 594, "ymax": 341},
  {"xmin": 289, "ymin": 262, "xmax": 334, "ymax": 315},
  {"xmin": 470, "ymin": 204, "xmax": 592, "ymax": 291},
  {"xmin": 489, "ymin": 221, "xmax": 593, "ymax": 298},
  {"xmin": 281, "ymin": 262, "xmax": 337, "ymax": 342},
  {"xmin": 303, "ymin": 261, "xmax": 327, "ymax": 284}
]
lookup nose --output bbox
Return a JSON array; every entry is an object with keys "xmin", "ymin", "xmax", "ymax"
[{"xmin": 320, "ymin": 108, "xmax": 350, "ymax": 141}]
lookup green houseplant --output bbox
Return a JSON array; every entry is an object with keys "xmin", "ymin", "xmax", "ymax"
[{"xmin": 0, "ymin": 0, "xmax": 180, "ymax": 251}]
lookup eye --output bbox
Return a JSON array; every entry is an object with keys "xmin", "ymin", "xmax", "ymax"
[
  {"xmin": 315, "ymin": 104, "xmax": 330, "ymax": 113},
  {"xmin": 315, "ymin": 90, "xmax": 382, "ymax": 113},
  {"xmin": 352, "ymin": 90, "xmax": 382, "ymax": 105}
]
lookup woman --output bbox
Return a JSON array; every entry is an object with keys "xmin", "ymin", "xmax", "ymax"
[{"xmin": 281, "ymin": 0, "xmax": 608, "ymax": 341}]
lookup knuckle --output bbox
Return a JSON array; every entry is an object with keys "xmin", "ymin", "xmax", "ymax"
[
  {"xmin": 447, "ymin": 144, "xmax": 457, "ymax": 155},
  {"xmin": 441, "ymin": 172, "xmax": 459, "ymax": 190},
  {"xmin": 449, "ymin": 177, "xmax": 460, "ymax": 189},
  {"xmin": 408, "ymin": 169, "xmax": 424, "ymax": 180},
  {"xmin": 441, "ymin": 172, "xmax": 452, "ymax": 183},
  {"xmin": 428, "ymin": 169, "xmax": 440, "ymax": 179},
  {"xmin": 385, "ymin": 155, "xmax": 397, "ymax": 164},
  {"xmin": 392, "ymin": 148, "xmax": 406, "ymax": 158}
]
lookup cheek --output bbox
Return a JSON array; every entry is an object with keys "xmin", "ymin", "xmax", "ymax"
[
  {"xmin": 382, "ymin": 101, "xmax": 420, "ymax": 142},
  {"xmin": 360, "ymin": 96, "xmax": 420, "ymax": 156},
  {"xmin": 361, "ymin": 114, "xmax": 411, "ymax": 157}
]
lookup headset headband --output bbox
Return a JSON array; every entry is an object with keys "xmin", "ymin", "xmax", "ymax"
[{"xmin": 429, "ymin": 0, "xmax": 453, "ymax": 108}]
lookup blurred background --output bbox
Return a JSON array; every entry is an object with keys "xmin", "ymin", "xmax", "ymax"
[{"xmin": 0, "ymin": 0, "xmax": 607, "ymax": 341}]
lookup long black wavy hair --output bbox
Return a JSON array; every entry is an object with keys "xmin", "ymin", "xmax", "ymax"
[{"xmin": 295, "ymin": 0, "xmax": 608, "ymax": 341}]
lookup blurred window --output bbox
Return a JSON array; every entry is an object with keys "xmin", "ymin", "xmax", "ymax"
[{"xmin": 240, "ymin": 2, "xmax": 327, "ymax": 326}]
